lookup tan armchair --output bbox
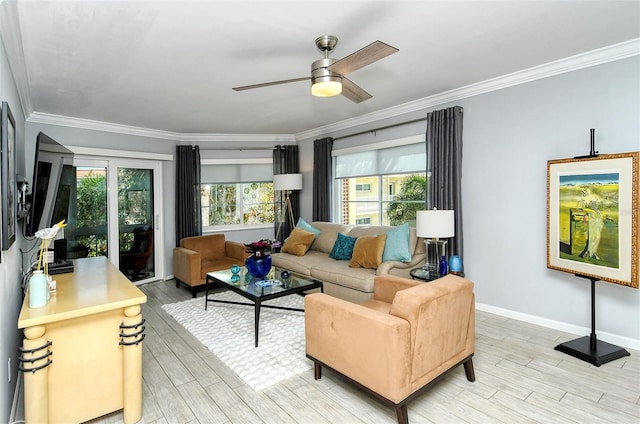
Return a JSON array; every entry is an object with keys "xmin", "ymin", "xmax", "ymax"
[
  {"xmin": 173, "ymin": 234, "xmax": 249, "ymax": 297},
  {"xmin": 305, "ymin": 274, "xmax": 475, "ymax": 424}
]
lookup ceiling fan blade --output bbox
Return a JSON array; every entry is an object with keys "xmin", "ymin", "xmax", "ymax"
[
  {"xmin": 329, "ymin": 40, "xmax": 398, "ymax": 76},
  {"xmin": 233, "ymin": 77, "xmax": 310, "ymax": 91},
  {"xmin": 341, "ymin": 77, "xmax": 372, "ymax": 104}
]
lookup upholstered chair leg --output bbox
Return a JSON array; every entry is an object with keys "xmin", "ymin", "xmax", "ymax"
[
  {"xmin": 395, "ymin": 404, "xmax": 409, "ymax": 424},
  {"xmin": 463, "ymin": 358, "xmax": 476, "ymax": 382},
  {"xmin": 191, "ymin": 287, "xmax": 197, "ymax": 298},
  {"xmin": 175, "ymin": 280, "xmax": 180, "ymax": 288},
  {"xmin": 314, "ymin": 362, "xmax": 322, "ymax": 380}
]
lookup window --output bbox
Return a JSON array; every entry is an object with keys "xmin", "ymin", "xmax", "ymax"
[
  {"xmin": 201, "ymin": 182, "xmax": 274, "ymax": 226},
  {"xmin": 334, "ymin": 141, "xmax": 426, "ymax": 226},
  {"xmin": 201, "ymin": 161, "xmax": 274, "ymax": 228}
]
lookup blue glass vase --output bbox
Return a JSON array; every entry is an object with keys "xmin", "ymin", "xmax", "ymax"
[{"xmin": 245, "ymin": 254, "xmax": 272, "ymax": 279}]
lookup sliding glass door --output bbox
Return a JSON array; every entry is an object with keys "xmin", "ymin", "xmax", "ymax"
[{"xmin": 52, "ymin": 157, "xmax": 163, "ymax": 284}]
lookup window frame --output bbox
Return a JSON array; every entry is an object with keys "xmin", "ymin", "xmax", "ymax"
[{"xmin": 200, "ymin": 158, "xmax": 275, "ymax": 232}]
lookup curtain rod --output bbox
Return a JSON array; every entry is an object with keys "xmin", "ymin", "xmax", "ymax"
[
  {"xmin": 196, "ymin": 146, "xmax": 275, "ymax": 151},
  {"xmin": 333, "ymin": 106, "xmax": 464, "ymax": 141},
  {"xmin": 333, "ymin": 117, "xmax": 428, "ymax": 141}
]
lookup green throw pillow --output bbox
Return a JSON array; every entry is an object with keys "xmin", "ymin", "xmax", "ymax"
[
  {"xmin": 382, "ymin": 223, "xmax": 411, "ymax": 262},
  {"xmin": 329, "ymin": 233, "xmax": 357, "ymax": 260}
]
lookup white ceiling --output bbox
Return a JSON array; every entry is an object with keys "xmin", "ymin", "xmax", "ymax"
[{"xmin": 4, "ymin": 0, "xmax": 640, "ymax": 136}]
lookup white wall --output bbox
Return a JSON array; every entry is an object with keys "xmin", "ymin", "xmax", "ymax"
[
  {"xmin": 298, "ymin": 56, "xmax": 640, "ymax": 348},
  {"xmin": 0, "ymin": 25, "xmax": 27, "ymax": 424}
]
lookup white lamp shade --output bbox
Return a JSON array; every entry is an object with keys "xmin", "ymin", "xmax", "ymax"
[
  {"xmin": 416, "ymin": 210, "xmax": 455, "ymax": 238},
  {"xmin": 273, "ymin": 173, "xmax": 303, "ymax": 191}
]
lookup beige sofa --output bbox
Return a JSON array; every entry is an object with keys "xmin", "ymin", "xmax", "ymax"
[{"xmin": 271, "ymin": 222, "xmax": 425, "ymax": 303}]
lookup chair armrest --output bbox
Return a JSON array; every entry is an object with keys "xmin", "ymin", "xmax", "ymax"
[
  {"xmin": 372, "ymin": 275, "xmax": 422, "ymax": 304},
  {"xmin": 225, "ymin": 241, "xmax": 249, "ymax": 263},
  {"xmin": 173, "ymin": 247, "xmax": 201, "ymax": 284},
  {"xmin": 305, "ymin": 293, "xmax": 412, "ymax": 402}
]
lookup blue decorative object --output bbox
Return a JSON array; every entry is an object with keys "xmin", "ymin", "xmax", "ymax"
[
  {"xmin": 29, "ymin": 270, "xmax": 48, "ymax": 309},
  {"xmin": 245, "ymin": 254, "xmax": 272, "ymax": 279},
  {"xmin": 280, "ymin": 270, "xmax": 290, "ymax": 279},
  {"xmin": 449, "ymin": 255, "xmax": 462, "ymax": 273},
  {"xmin": 230, "ymin": 264, "xmax": 240, "ymax": 274},
  {"xmin": 230, "ymin": 273, "xmax": 241, "ymax": 284},
  {"xmin": 439, "ymin": 256, "xmax": 448, "ymax": 277}
]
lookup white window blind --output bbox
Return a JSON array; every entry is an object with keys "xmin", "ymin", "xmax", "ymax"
[
  {"xmin": 201, "ymin": 163, "xmax": 272, "ymax": 183},
  {"xmin": 335, "ymin": 143, "xmax": 425, "ymax": 179}
]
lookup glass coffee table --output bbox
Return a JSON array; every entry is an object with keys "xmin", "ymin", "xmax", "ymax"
[{"xmin": 205, "ymin": 266, "xmax": 323, "ymax": 347}]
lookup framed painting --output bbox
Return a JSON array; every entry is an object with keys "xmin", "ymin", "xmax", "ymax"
[
  {"xmin": 1, "ymin": 101, "xmax": 16, "ymax": 250},
  {"xmin": 547, "ymin": 152, "xmax": 639, "ymax": 288}
]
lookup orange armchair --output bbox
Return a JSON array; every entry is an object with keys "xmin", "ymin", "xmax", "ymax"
[
  {"xmin": 173, "ymin": 234, "xmax": 249, "ymax": 297},
  {"xmin": 305, "ymin": 274, "xmax": 475, "ymax": 424}
]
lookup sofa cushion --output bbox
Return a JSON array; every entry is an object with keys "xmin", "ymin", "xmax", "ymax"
[
  {"xmin": 272, "ymin": 250, "xmax": 328, "ymax": 276},
  {"xmin": 382, "ymin": 223, "xmax": 411, "ymax": 262},
  {"xmin": 329, "ymin": 233, "xmax": 357, "ymax": 260},
  {"xmin": 350, "ymin": 233, "xmax": 387, "ymax": 269},
  {"xmin": 311, "ymin": 222, "xmax": 353, "ymax": 253},
  {"xmin": 281, "ymin": 227, "xmax": 315, "ymax": 256},
  {"xmin": 310, "ymin": 261, "xmax": 377, "ymax": 293}
]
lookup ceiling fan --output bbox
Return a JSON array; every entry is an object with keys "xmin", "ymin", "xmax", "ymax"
[{"xmin": 232, "ymin": 35, "xmax": 399, "ymax": 103}]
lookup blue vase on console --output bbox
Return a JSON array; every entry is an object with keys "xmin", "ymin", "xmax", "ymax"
[{"xmin": 245, "ymin": 254, "xmax": 272, "ymax": 279}]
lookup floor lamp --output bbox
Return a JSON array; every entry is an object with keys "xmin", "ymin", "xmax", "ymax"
[
  {"xmin": 274, "ymin": 173, "xmax": 303, "ymax": 242},
  {"xmin": 416, "ymin": 209, "xmax": 455, "ymax": 279}
]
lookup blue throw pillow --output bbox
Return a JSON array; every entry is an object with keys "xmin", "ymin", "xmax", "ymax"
[
  {"xmin": 329, "ymin": 232, "xmax": 358, "ymax": 260},
  {"xmin": 382, "ymin": 223, "xmax": 411, "ymax": 262},
  {"xmin": 296, "ymin": 217, "xmax": 321, "ymax": 237}
]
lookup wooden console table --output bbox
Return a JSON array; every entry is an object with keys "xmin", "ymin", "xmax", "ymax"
[{"xmin": 18, "ymin": 257, "xmax": 147, "ymax": 424}]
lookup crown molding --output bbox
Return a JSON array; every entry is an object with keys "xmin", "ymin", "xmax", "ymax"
[
  {"xmin": 24, "ymin": 38, "xmax": 639, "ymax": 144},
  {"xmin": 294, "ymin": 38, "xmax": 640, "ymax": 141},
  {"xmin": 27, "ymin": 112, "xmax": 295, "ymax": 143}
]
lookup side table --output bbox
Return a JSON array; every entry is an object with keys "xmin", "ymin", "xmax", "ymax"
[{"xmin": 410, "ymin": 268, "xmax": 465, "ymax": 282}]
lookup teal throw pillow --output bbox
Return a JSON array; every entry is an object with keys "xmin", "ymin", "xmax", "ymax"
[
  {"xmin": 382, "ymin": 223, "xmax": 411, "ymax": 262},
  {"xmin": 296, "ymin": 217, "xmax": 321, "ymax": 237},
  {"xmin": 329, "ymin": 233, "xmax": 357, "ymax": 261}
]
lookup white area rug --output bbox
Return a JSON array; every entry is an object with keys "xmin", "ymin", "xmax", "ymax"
[{"xmin": 161, "ymin": 290, "xmax": 311, "ymax": 391}]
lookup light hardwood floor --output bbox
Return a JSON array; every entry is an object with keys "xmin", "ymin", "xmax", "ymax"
[{"xmin": 44, "ymin": 279, "xmax": 640, "ymax": 423}]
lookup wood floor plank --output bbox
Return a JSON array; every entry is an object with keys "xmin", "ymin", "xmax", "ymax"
[{"xmin": 175, "ymin": 380, "xmax": 229, "ymax": 423}]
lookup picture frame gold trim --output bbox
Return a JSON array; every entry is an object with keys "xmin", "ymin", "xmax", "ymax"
[{"xmin": 547, "ymin": 152, "xmax": 639, "ymax": 288}]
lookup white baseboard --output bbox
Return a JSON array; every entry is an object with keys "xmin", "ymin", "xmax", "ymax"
[{"xmin": 476, "ymin": 302, "xmax": 639, "ymax": 351}]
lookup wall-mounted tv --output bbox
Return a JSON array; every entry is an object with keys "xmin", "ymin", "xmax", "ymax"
[{"xmin": 26, "ymin": 132, "xmax": 74, "ymax": 237}]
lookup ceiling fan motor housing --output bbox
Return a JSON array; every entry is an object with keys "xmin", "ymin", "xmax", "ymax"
[{"xmin": 311, "ymin": 57, "xmax": 342, "ymax": 96}]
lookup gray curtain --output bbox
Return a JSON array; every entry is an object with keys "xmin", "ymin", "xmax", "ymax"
[
  {"xmin": 426, "ymin": 106, "xmax": 464, "ymax": 259},
  {"xmin": 175, "ymin": 145, "xmax": 202, "ymax": 246},
  {"xmin": 273, "ymin": 145, "xmax": 300, "ymax": 243},
  {"xmin": 312, "ymin": 137, "xmax": 333, "ymax": 222}
]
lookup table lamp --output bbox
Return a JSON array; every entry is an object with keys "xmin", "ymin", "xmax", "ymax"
[{"xmin": 416, "ymin": 209, "xmax": 455, "ymax": 278}]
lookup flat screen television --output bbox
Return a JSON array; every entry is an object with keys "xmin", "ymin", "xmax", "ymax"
[{"xmin": 26, "ymin": 132, "xmax": 74, "ymax": 237}]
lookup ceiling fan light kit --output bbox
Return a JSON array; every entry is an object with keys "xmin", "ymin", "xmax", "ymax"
[
  {"xmin": 311, "ymin": 57, "xmax": 342, "ymax": 97},
  {"xmin": 232, "ymin": 35, "xmax": 398, "ymax": 103}
]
